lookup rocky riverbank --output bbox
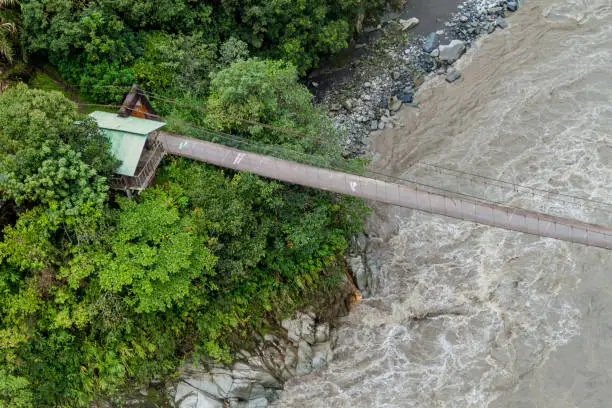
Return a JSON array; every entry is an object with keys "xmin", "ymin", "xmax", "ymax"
[
  {"xmin": 314, "ymin": 0, "xmax": 523, "ymax": 157},
  {"xmin": 115, "ymin": 1, "xmax": 524, "ymax": 407}
]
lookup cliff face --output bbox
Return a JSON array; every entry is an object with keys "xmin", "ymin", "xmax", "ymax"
[{"xmin": 169, "ymin": 277, "xmax": 357, "ymax": 408}]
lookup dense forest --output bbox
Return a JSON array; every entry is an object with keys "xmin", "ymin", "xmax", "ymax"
[{"xmin": 0, "ymin": 0, "xmax": 387, "ymax": 406}]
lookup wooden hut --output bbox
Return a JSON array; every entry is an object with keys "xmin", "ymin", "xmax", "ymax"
[{"xmin": 90, "ymin": 86, "xmax": 166, "ymax": 192}]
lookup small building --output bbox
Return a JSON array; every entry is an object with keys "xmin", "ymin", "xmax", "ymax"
[
  {"xmin": 90, "ymin": 113, "xmax": 166, "ymax": 192},
  {"xmin": 89, "ymin": 85, "xmax": 167, "ymax": 192}
]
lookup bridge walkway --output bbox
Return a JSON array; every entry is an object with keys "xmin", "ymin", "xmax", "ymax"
[{"xmin": 158, "ymin": 132, "xmax": 612, "ymax": 250}]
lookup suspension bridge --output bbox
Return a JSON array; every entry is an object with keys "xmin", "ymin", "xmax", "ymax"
[
  {"xmin": 155, "ymin": 131, "xmax": 612, "ymax": 250},
  {"xmin": 87, "ymin": 85, "xmax": 612, "ymax": 251}
]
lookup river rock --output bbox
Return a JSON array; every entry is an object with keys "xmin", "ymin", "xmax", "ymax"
[
  {"xmin": 446, "ymin": 69, "xmax": 462, "ymax": 83},
  {"xmin": 299, "ymin": 312, "xmax": 316, "ymax": 344},
  {"xmin": 438, "ymin": 40, "xmax": 466, "ymax": 63},
  {"xmin": 281, "ymin": 317, "xmax": 301, "ymax": 343},
  {"xmin": 212, "ymin": 373, "xmax": 233, "ymax": 396},
  {"xmin": 496, "ymin": 18, "xmax": 508, "ymax": 29},
  {"xmin": 422, "ymin": 32, "xmax": 440, "ymax": 53},
  {"xmin": 175, "ymin": 383, "xmax": 224, "ymax": 408},
  {"xmin": 330, "ymin": 103, "xmax": 341, "ymax": 111},
  {"xmin": 315, "ymin": 323, "xmax": 330, "ymax": 343},
  {"xmin": 399, "ymin": 17, "xmax": 419, "ymax": 31},
  {"xmin": 311, "ymin": 342, "xmax": 333, "ymax": 370},
  {"xmin": 343, "ymin": 99, "xmax": 354, "ymax": 111},
  {"xmin": 370, "ymin": 120, "xmax": 379, "ymax": 131},
  {"xmin": 242, "ymin": 397, "xmax": 268, "ymax": 408},
  {"xmin": 295, "ymin": 341, "xmax": 313, "ymax": 376},
  {"xmin": 397, "ymin": 88, "xmax": 414, "ymax": 103},
  {"xmin": 388, "ymin": 96, "xmax": 402, "ymax": 112},
  {"xmin": 507, "ymin": 1, "xmax": 518, "ymax": 11},
  {"xmin": 230, "ymin": 362, "xmax": 281, "ymax": 389},
  {"xmin": 459, "ymin": 15, "xmax": 469, "ymax": 23},
  {"xmin": 430, "ymin": 49, "xmax": 440, "ymax": 57}
]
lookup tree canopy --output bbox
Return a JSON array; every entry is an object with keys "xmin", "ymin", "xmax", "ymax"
[
  {"xmin": 0, "ymin": 78, "xmax": 366, "ymax": 406},
  {"xmin": 19, "ymin": 0, "xmax": 391, "ymax": 101}
]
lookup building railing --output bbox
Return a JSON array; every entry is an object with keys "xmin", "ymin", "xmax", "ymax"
[{"xmin": 111, "ymin": 137, "xmax": 166, "ymax": 191}]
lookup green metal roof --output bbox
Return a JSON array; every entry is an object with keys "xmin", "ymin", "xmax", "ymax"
[
  {"xmin": 90, "ymin": 111, "xmax": 166, "ymax": 177},
  {"xmin": 90, "ymin": 111, "xmax": 165, "ymax": 135}
]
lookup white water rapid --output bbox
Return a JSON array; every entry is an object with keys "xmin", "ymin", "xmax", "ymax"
[{"xmin": 274, "ymin": 0, "xmax": 612, "ymax": 406}]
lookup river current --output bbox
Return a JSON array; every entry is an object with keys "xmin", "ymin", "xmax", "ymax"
[{"xmin": 274, "ymin": 0, "xmax": 612, "ymax": 406}]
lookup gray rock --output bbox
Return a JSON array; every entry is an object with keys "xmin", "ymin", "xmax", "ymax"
[
  {"xmin": 438, "ymin": 40, "xmax": 466, "ymax": 63},
  {"xmin": 430, "ymin": 49, "xmax": 440, "ymax": 58},
  {"xmin": 284, "ymin": 344, "xmax": 298, "ymax": 369},
  {"xmin": 507, "ymin": 1, "xmax": 518, "ymax": 11},
  {"xmin": 227, "ymin": 379, "xmax": 254, "ymax": 400},
  {"xmin": 343, "ymin": 99, "xmax": 354, "ymax": 111},
  {"xmin": 459, "ymin": 15, "xmax": 469, "ymax": 23},
  {"xmin": 311, "ymin": 342, "xmax": 333, "ymax": 370},
  {"xmin": 396, "ymin": 89, "xmax": 413, "ymax": 103},
  {"xmin": 391, "ymin": 71, "xmax": 400, "ymax": 81},
  {"xmin": 176, "ymin": 383, "xmax": 224, "ymax": 408},
  {"xmin": 369, "ymin": 120, "xmax": 379, "ymax": 131},
  {"xmin": 299, "ymin": 313, "xmax": 316, "ymax": 344},
  {"xmin": 245, "ymin": 397, "xmax": 268, "ymax": 408},
  {"xmin": 364, "ymin": 81, "xmax": 372, "ymax": 88},
  {"xmin": 488, "ymin": 6, "xmax": 503, "ymax": 13},
  {"xmin": 446, "ymin": 69, "xmax": 462, "ymax": 83},
  {"xmin": 388, "ymin": 96, "xmax": 402, "ymax": 112},
  {"xmin": 399, "ymin": 17, "xmax": 419, "ymax": 31},
  {"xmin": 212, "ymin": 373, "xmax": 233, "ymax": 396},
  {"xmin": 295, "ymin": 340, "xmax": 313, "ymax": 376},
  {"xmin": 315, "ymin": 323, "xmax": 330, "ymax": 343},
  {"xmin": 231, "ymin": 363, "xmax": 281, "ymax": 389},
  {"xmin": 330, "ymin": 103, "xmax": 341, "ymax": 111},
  {"xmin": 496, "ymin": 18, "xmax": 508, "ymax": 29},
  {"xmin": 281, "ymin": 318, "xmax": 301, "ymax": 343},
  {"xmin": 377, "ymin": 121, "xmax": 386, "ymax": 130},
  {"xmin": 182, "ymin": 377, "xmax": 219, "ymax": 399},
  {"xmin": 422, "ymin": 32, "xmax": 439, "ymax": 53}
]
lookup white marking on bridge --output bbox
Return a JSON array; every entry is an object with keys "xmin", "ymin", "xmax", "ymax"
[{"xmin": 233, "ymin": 153, "xmax": 246, "ymax": 165}]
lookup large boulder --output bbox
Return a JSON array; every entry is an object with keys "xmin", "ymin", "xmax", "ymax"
[
  {"xmin": 422, "ymin": 32, "xmax": 440, "ymax": 53},
  {"xmin": 311, "ymin": 342, "xmax": 333, "ymax": 370},
  {"xmin": 438, "ymin": 40, "xmax": 466, "ymax": 63},
  {"xmin": 175, "ymin": 383, "xmax": 224, "ymax": 408},
  {"xmin": 295, "ymin": 340, "xmax": 313, "ymax": 376},
  {"xmin": 446, "ymin": 69, "xmax": 462, "ymax": 83},
  {"xmin": 399, "ymin": 17, "xmax": 419, "ymax": 31}
]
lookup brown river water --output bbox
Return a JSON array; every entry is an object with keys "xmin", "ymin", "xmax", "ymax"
[{"xmin": 274, "ymin": 0, "xmax": 612, "ymax": 406}]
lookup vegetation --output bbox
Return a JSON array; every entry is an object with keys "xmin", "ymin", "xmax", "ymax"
[
  {"xmin": 19, "ymin": 0, "xmax": 394, "ymax": 101},
  {"xmin": 0, "ymin": 0, "xmax": 385, "ymax": 406},
  {"xmin": 0, "ymin": 78, "xmax": 366, "ymax": 406},
  {"xmin": 0, "ymin": 0, "xmax": 19, "ymax": 63}
]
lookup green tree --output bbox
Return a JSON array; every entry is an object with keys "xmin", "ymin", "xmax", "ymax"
[
  {"xmin": 0, "ymin": 0, "xmax": 19, "ymax": 63},
  {"xmin": 200, "ymin": 58, "xmax": 341, "ymax": 159}
]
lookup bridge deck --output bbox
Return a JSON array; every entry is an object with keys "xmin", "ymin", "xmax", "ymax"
[{"xmin": 158, "ymin": 132, "xmax": 612, "ymax": 250}]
